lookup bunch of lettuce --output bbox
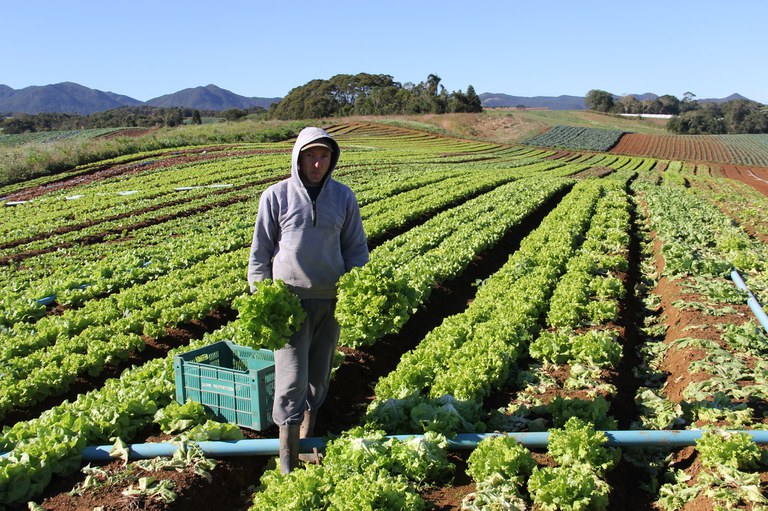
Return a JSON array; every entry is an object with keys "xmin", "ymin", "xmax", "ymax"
[
  {"xmin": 529, "ymin": 328, "xmax": 622, "ymax": 368},
  {"xmin": 365, "ymin": 393, "xmax": 484, "ymax": 436},
  {"xmin": 527, "ymin": 418, "xmax": 619, "ymax": 511},
  {"xmin": 528, "ymin": 464, "xmax": 611, "ymax": 511},
  {"xmin": 695, "ymin": 430, "xmax": 762, "ymax": 471},
  {"xmin": 154, "ymin": 400, "xmax": 243, "ymax": 441},
  {"xmin": 466, "ymin": 435, "xmax": 536, "ymax": 484},
  {"xmin": 461, "ymin": 473, "xmax": 528, "ymax": 511},
  {"xmin": 322, "ymin": 428, "xmax": 453, "ymax": 484},
  {"xmin": 231, "ymin": 279, "xmax": 305, "ymax": 351},
  {"xmin": 547, "ymin": 395, "xmax": 617, "ymax": 430},
  {"xmin": 463, "ymin": 418, "xmax": 621, "ymax": 511},
  {"xmin": 462, "ymin": 436, "xmax": 535, "ymax": 510},
  {"xmin": 250, "ymin": 427, "xmax": 453, "ymax": 510},
  {"xmin": 335, "ymin": 264, "xmax": 419, "ymax": 348},
  {"xmin": 657, "ymin": 430, "xmax": 767, "ymax": 510},
  {"xmin": 545, "ymin": 417, "xmax": 619, "ymax": 473}
]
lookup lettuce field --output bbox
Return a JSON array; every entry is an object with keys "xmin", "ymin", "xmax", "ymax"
[{"xmin": 2, "ymin": 121, "xmax": 768, "ymax": 510}]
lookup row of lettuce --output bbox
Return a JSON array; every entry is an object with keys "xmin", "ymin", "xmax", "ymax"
[{"xmin": 629, "ymin": 164, "xmax": 768, "ymax": 509}]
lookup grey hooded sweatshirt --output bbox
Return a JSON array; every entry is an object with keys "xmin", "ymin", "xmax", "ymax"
[{"xmin": 247, "ymin": 127, "xmax": 369, "ymax": 299}]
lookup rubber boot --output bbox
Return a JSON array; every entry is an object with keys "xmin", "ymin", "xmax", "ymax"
[
  {"xmin": 279, "ymin": 424, "xmax": 300, "ymax": 474},
  {"xmin": 299, "ymin": 410, "xmax": 322, "ymax": 463},
  {"xmin": 300, "ymin": 409, "xmax": 317, "ymax": 439}
]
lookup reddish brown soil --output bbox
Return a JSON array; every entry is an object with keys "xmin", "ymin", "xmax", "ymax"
[
  {"xmin": 712, "ymin": 163, "xmax": 768, "ymax": 196},
  {"xmin": 611, "ymin": 133, "xmax": 733, "ymax": 164},
  {"xmin": 634, "ymin": 209, "xmax": 768, "ymax": 510}
]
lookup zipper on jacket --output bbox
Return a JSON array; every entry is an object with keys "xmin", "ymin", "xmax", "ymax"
[{"xmin": 312, "ymin": 200, "xmax": 317, "ymax": 226}]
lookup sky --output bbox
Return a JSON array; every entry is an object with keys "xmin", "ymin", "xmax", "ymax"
[{"xmin": 4, "ymin": 0, "xmax": 768, "ymax": 104}]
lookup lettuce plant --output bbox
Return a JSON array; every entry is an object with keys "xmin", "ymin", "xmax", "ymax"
[
  {"xmin": 465, "ymin": 435, "xmax": 535, "ymax": 485},
  {"xmin": 527, "ymin": 463, "xmax": 611, "ymax": 511},
  {"xmin": 546, "ymin": 417, "xmax": 619, "ymax": 475},
  {"xmin": 231, "ymin": 278, "xmax": 305, "ymax": 351},
  {"xmin": 695, "ymin": 430, "xmax": 762, "ymax": 471}
]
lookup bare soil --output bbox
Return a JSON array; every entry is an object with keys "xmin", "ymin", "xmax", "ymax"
[{"xmin": 714, "ymin": 163, "xmax": 768, "ymax": 196}]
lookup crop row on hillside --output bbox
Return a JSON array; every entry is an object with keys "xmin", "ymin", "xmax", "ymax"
[
  {"xmin": 523, "ymin": 125, "xmax": 625, "ymax": 152},
  {"xmin": 519, "ymin": 125, "xmax": 768, "ymax": 168},
  {"xmin": 0, "ymin": 122, "xmax": 767, "ymax": 510},
  {"xmin": 611, "ymin": 132, "xmax": 768, "ymax": 167}
]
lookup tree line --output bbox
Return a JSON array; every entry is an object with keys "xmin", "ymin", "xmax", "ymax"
[
  {"xmin": 585, "ymin": 89, "xmax": 768, "ymax": 134},
  {"xmin": 267, "ymin": 73, "xmax": 482, "ymax": 119},
  {"xmin": 0, "ymin": 106, "xmax": 269, "ymax": 134},
  {"xmin": 0, "ymin": 106, "xmax": 226, "ymax": 134}
]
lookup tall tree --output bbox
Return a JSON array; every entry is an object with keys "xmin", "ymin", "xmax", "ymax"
[
  {"xmin": 658, "ymin": 95, "xmax": 680, "ymax": 115},
  {"xmin": 427, "ymin": 74, "xmax": 442, "ymax": 96},
  {"xmin": 617, "ymin": 95, "xmax": 641, "ymax": 114},
  {"xmin": 680, "ymin": 91, "xmax": 698, "ymax": 113},
  {"xmin": 465, "ymin": 85, "xmax": 482, "ymax": 112},
  {"xmin": 585, "ymin": 89, "xmax": 614, "ymax": 112}
]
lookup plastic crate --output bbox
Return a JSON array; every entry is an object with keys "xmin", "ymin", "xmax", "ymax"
[{"xmin": 173, "ymin": 340, "xmax": 275, "ymax": 430}]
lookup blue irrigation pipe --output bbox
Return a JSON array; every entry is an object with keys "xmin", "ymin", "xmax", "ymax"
[
  {"xmin": 36, "ymin": 295, "xmax": 56, "ymax": 306},
  {"xmin": 731, "ymin": 269, "xmax": 768, "ymax": 335},
  {"xmin": 62, "ymin": 429, "xmax": 768, "ymax": 461}
]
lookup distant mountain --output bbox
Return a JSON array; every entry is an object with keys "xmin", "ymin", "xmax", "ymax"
[
  {"xmin": 625, "ymin": 92, "xmax": 659, "ymax": 102},
  {"xmin": 480, "ymin": 93, "xmax": 586, "ymax": 110},
  {"xmin": 617, "ymin": 92, "xmax": 756, "ymax": 104},
  {"xmin": 0, "ymin": 82, "xmax": 281, "ymax": 115},
  {"xmin": 697, "ymin": 93, "xmax": 750, "ymax": 104},
  {"xmin": 0, "ymin": 84, "xmax": 15, "ymax": 99},
  {"xmin": 145, "ymin": 84, "xmax": 280, "ymax": 110},
  {"xmin": 0, "ymin": 82, "xmax": 142, "ymax": 115},
  {"xmin": 480, "ymin": 91, "xmax": 758, "ymax": 110}
]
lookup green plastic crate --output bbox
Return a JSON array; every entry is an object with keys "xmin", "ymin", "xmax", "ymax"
[{"xmin": 173, "ymin": 340, "xmax": 275, "ymax": 431}]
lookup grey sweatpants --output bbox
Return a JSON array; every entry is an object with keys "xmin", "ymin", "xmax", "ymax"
[{"xmin": 272, "ymin": 299, "xmax": 340, "ymax": 426}]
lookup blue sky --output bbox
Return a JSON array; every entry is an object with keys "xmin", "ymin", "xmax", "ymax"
[{"xmin": 4, "ymin": 0, "xmax": 767, "ymax": 104}]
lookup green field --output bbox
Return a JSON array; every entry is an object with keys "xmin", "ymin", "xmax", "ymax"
[{"xmin": 2, "ymin": 120, "xmax": 768, "ymax": 509}]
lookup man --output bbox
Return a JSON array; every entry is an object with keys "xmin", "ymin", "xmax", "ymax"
[{"xmin": 248, "ymin": 126, "xmax": 369, "ymax": 473}]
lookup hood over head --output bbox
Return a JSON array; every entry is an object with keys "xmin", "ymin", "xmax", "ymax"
[{"xmin": 291, "ymin": 126, "xmax": 340, "ymax": 183}]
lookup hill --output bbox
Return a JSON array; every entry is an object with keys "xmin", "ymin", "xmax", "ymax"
[
  {"xmin": 375, "ymin": 109, "xmax": 671, "ymax": 147},
  {"xmin": 0, "ymin": 82, "xmax": 142, "ymax": 115},
  {"xmin": 697, "ymin": 92, "xmax": 751, "ymax": 104},
  {"xmin": 0, "ymin": 82, "xmax": 280, "ymax": 115},
  {"xmin": 145, "ymin": 84, "xmax": 280, "ymax": 110}
]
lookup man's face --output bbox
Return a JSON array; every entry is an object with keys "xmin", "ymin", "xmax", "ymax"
[{"xmin": 299, "ymin": 146, "xmax": 332, "ymax": 185}]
